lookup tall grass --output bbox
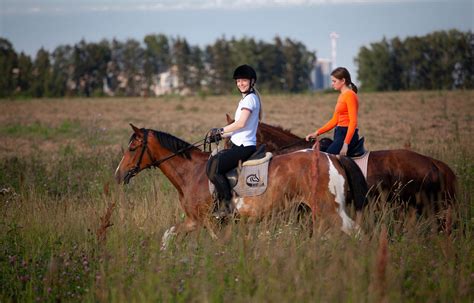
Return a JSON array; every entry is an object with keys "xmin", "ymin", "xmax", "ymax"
[{"xmin": 0, "ymin": 92, "xmax": 473, "ymax": 302}]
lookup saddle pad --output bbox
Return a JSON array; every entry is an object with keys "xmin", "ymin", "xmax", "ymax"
[
  {"xmin": 208, "ymin": 157, "xmax": 271, "ymax": 197},
  {"xmin": 352, "ymin": 151, "xmax": 370, "ymax": 180},
  {"xmin": 233, "ymin": 159, "xmax": 270, "ymax": 196}
]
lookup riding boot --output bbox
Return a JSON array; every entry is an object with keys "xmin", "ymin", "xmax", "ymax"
[
  {"xmin": 212, "ymin": 198, "xmax": 234, "ymax": 220},
  {"xmin": 209, "ymin": 172, "xmax": 234, "ymax": 219}
]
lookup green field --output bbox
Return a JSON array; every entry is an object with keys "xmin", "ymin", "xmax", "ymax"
[{"xmin": 1, "ymin": 91, "xmax": 473, "ymax": 302}]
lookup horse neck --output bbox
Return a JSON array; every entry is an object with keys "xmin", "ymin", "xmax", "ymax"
[
  {"xmin": 148, "ymin": 137, "xmax": 207, "ymax": 196},
  {"xmin": 258, "ymin": 123, "xmax": 304, "ymax": 149}
]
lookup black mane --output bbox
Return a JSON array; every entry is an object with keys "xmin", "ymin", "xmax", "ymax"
[
  {"xmin": 150, "ymin": 129, "xmax": 197, "ymax": 159},
  {"xmin": 129, "ymin": 129, "xmax": 199, "ymax": 159}
]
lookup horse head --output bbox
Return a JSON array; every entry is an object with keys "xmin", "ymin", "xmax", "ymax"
[{"xmin": 115, "ymin": 123, "xmax": 156, "ymax": 184}]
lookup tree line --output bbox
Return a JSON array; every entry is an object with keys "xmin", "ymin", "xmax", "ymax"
[
  {"xmin": 355, "ymin": 29, "xmax": 473, "ymax": 91},
  {"xmin": 0, "ymin": 35, "xmax": 315, "ymax": 98},
  {"xmin": 1, "ymin": 29, "xmax": 472, "ymax": 98}
]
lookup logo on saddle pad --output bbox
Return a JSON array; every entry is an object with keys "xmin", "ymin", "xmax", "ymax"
[
  {"xmin": 246, "ymin": 174, "xmax": 263, "ymax": 187},
  {"xmin": 208, "ymin": 152, "xmax": 273, "ymax": 197}
]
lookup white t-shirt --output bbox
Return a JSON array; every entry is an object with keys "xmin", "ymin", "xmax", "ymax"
[{"xmin": 230, "ymin": 92, "xmax": 260, "ymax": 147}]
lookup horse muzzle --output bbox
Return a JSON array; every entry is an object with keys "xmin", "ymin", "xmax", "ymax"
[
  {"xmin": 122, "ymin": 167, "xmax": 140, "ymax": 185},
  {"xmin": 115, "ymin": 168, "xmax": 134, "ymax": 185}
]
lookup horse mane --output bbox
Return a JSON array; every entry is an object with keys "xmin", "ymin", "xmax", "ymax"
[
  {"xmin": 130, "ymin": 129, "xmax": 199, "ymax": 159},
  {"xmin": 258, "ymin": 122, "xmax": 301, "ymax": 140}
]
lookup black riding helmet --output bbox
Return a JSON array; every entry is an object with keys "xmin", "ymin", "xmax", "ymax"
[{"xmin": 233, "ymin": 64, "xmax": 257, "ymax": 83}]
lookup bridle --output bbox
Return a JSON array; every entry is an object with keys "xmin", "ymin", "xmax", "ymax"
[{"xmin": 124, "ymin": 129, "xmax": 207, "ymax": 183}]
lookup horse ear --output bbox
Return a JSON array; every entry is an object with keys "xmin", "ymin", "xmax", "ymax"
[
  {"xmin": 225, "ymin": 113, "xmax": 234, "ymax": 124},
  {"xmin": 130, "ymin": 123, "xmax": 142, "ymax": 136}
]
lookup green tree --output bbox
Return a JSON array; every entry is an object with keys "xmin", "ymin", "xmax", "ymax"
[
  {"xmin": 30, "ymin": 48, "xmax": 51, "ymax": 97},
  {"xmin": 281, "ymin": 38, "xmax": 315, "ymax": 92},
  {"xmin": 121, "ymin": 39, "xmax": 144, "ymax": 96},
  {"xmin": 144, "ymin": 34, "xmax": 171, "ymax": 93},
  {"xmin": 188, "ymin": 46, "xmax": 205, "ymax": 91},
  {"xmin": 356, "ymin": 30, "xmax": 473, "ymax": 91},
  {"xmin": 16, "ymin": 52, "xmax": 33, "ymax": 96},
  {"xmin": 144, "ymin": 34, "xmax": 170, "ymax": 75},
  {"xmin": 72, "ymin": 40, "xmax": 111, "ymax": 97},
  {"xmin": 50, "ymin": 45, "xmax": 73, "ymax": 97},
  {"xmin": 257, "ymin": 37, "xmax": 286, "ymax": 92},
  {"xmin": 205, "ymin": 37, "xmax": 233, "ymax": 94},
  {"xmin": 172, "ymin": 37, "xmax": 192, "ymax": 91},
  {"xmin": 0, "ymin": 38, "xmax": 18, "ymax": 97}
]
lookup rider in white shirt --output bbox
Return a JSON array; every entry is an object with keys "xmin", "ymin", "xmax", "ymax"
[{"xmin": 206, "ymin": 64, "xmax": 262, "ymax": 219}]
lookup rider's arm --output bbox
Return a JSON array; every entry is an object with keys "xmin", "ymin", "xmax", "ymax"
[
  {"xmin": 316, "ymin": 111, "xmax": 338, "ymax": 136},
  {"xmin": 222, "ymin": 108, "xmax": 251, "ymax": 135},
  {"xmin": 343, "ymin": 93, "xmax": 358, "ymax": 144}
]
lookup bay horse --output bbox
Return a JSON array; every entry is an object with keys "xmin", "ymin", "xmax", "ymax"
[
  {"xmin": 115, "ymin": 124, "xmax": 367, "ymax": 247},
  {"xmin": 228, "ymin": 115, "xmax": 457, "ymax": 213}
]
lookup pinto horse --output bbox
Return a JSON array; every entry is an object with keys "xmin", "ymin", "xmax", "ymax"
[
  {"xmin": 115, "ymin": 124, "xmax": 366, "ymax": 247},
  {"xmin": 229, "ymin": 115, "xmax": 457, "ymax": 212}
]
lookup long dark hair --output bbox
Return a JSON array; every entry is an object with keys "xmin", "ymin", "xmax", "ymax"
[{"xmin": 331, "ymin": 67, "xmax": 358, "ymax": 93}]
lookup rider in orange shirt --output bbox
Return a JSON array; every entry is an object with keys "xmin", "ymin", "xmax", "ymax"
[{"xmin": 306, "ymin": 67, "xmax": 360, "ymax": 156}]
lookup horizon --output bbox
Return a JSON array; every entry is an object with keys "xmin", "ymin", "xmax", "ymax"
[{"xmin": 1, "ymin": 0, "xmax": 472, "ymax": 81}]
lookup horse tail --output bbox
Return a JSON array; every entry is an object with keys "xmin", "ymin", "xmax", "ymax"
[
  {"xmin": 431, "ymin": 159, "xmax": 457, "ymax": 204},
  {"xmin": 338, "ymin": 156, "xmax": 368, "ymax": 211}
]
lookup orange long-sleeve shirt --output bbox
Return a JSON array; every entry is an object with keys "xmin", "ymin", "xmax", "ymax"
[{"xmin": 316, "ymin": 90, "xmax": 359, "ymax": 145}]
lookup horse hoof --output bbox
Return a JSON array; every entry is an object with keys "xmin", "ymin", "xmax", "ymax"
[{"xmin": 212, "ymin": 209, "xmax": 230, "ymax": 221}]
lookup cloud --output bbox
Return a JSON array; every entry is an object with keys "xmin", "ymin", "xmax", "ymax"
[{"xmin": 1, "ymin": 0, "xmax": 459, "ymax": 15}]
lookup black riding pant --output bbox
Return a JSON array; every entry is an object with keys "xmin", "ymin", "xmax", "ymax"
[
  {"xmin": 206, "ymin": 142, "xmax": 256, "ymax": 202},
  {"xmin": 326, "ymin": 126, "xmax": 359, "ymax": 156}
]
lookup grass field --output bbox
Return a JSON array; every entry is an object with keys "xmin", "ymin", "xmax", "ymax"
[{"xmin": 0, "ymin": 90, "xmax": 473, "ymax": 302}]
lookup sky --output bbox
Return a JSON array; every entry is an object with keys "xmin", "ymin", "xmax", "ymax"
[{"xmin": 0, "ymin": 0, "xmax": 472, "ymax": 82}]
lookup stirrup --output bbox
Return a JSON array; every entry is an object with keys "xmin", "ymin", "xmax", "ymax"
[{"xmin": 212, "ymin": 200, "xmax": 233, "ymax": 220}]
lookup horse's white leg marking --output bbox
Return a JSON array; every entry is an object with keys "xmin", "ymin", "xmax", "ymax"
[
  {"xmin": 114, "ymin": 156, "xmax": 125, "ymax": 177},
  {"xmin": 161, "ymin": 225, "xmax": 177, "ymax": 251},
  {"xmin": 234, "ymin": 197, "xmax": 245, "ymax": 211},
  {"xmin": 326, "ymin": 155, "xmax": 358, "ymax": 234}
]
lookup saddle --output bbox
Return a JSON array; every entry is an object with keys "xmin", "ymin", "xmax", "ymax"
[
  {"xmin": 318, "ymin": 136, "xmax": 369, "ymax": 179},
  {"xmin": 320, "ymin": 136, "xmax": 367, "ymax": 157},
  {"xmin": 208, "ymin": 145, "xmax": 273, "ymax": 197}
]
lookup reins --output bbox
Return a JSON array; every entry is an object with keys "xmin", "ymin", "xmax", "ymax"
[
  {"xmin": 128, "ymin": 129, "xmax": 206, "ymax": 178},
  {"xmin": 149, "ymin": 135, "xmax": 206, "ymax": 168}
]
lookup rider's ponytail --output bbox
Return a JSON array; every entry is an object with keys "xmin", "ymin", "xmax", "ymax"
[{"xmin": 350, "ymin": 82, "xmax": 358, "ymax": 94}]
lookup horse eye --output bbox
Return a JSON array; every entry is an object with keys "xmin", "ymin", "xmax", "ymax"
[{"xmin": 128, "ymin": 139, "xmax": 142, "ymax": 151}]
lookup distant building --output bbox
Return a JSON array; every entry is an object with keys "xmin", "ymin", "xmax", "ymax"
[
  {"xmin": 151, "ymin": 65, "xmax": 180, "ymax": 96},
  {"xmin": 311, "ymin": 58, "xmax": 332, "ymax": 90}
]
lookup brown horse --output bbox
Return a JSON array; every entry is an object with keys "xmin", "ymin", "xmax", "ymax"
[
  {"xmin": 229, "ymin": 115, "xmax": 457, "ymax": 212},
  {"xmin": 115, "ymin": 124, "xmax": 366, "ymax": 248}
]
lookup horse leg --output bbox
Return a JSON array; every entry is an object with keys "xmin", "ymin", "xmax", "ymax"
[{"xmin": 160, "ymin": 217, "xmax": 199, "ymax": 251}]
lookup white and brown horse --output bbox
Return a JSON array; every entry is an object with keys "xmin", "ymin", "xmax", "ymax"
[
  {"xmin": 115, "ymin": 124, "xmax": 367, "ymax": 247},
  {"xmin": 234, "ymin": 116, "xmax": 457, "ymax": 213}
]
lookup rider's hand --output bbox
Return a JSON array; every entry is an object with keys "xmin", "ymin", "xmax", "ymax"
[
  {"xmin": 208, "ymin": 128, "xmax": 223, "ymax": 143},
  {"xmin": 305, "ymin": 132, "xmax": 318, "ymax": 142},
  {"xmin": 339, "ymin": 143, "xmax": 348, "ymax": 156}
]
